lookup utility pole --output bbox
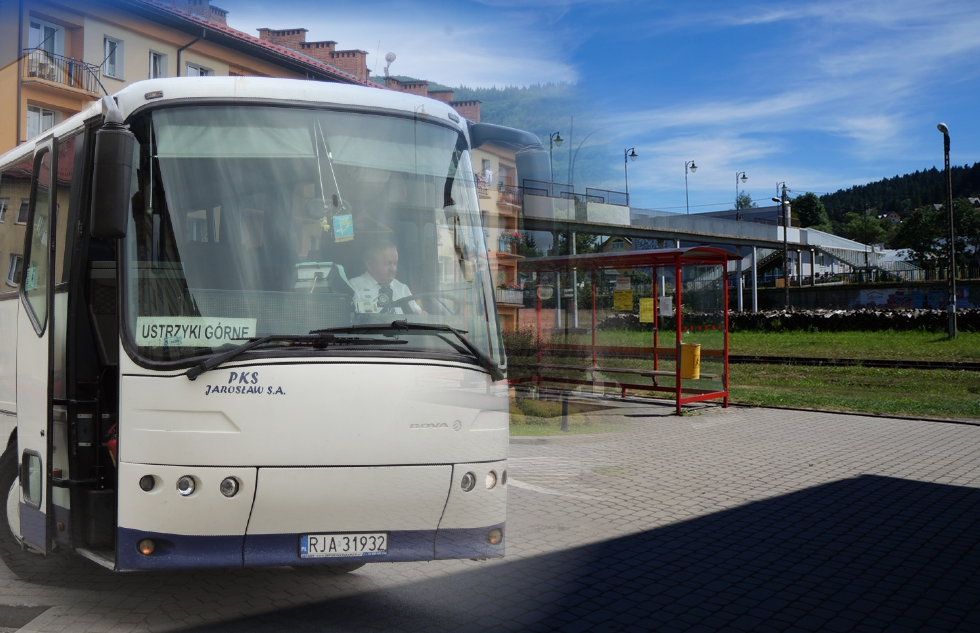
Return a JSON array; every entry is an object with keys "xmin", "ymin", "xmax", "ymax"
[
  {"xmin": 781, "ymin": 185, "xmax": 790, "ymax": 309},
  {"xmin": 938, "ymin": 123, "xmax": 957, "ymax": 338}
]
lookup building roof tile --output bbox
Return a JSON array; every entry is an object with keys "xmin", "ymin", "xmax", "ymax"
[{"xmin": 137, "ymin": 0, "xmax": 371, "ymax": 85}]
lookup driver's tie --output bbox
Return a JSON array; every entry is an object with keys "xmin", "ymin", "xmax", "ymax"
[{"xmin": 378, "ymin": 284, "xmax": 395, "ymax": 313}]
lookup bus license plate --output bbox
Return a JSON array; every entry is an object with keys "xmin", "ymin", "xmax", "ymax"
[{"xmin": 300, "ymin": 533, "xmax": 388, "ymax": 558}]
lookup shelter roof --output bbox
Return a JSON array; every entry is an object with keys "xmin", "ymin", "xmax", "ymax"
[{"xmin": 518, "ymin": 247, "xmax": 740, "ymax": 272}]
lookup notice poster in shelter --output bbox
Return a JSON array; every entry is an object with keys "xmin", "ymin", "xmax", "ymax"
[
  {"xmin": 616, "ymin": 277, "xmax": 632, "ymax": 291},
  {"xmin": 639, "ymin": 298, "xmax": 654, "ymax": 323},
  {"xmin": 613, "ymin": 290, "xmax": 633, "ymax": 311},
  {"xmin": 659, "ymin": 295, "xmax": 673, "ymax": 316}
]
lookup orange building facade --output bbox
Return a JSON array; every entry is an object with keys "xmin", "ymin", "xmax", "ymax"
[{"xmin": 0, "ymin": 0, "xmax": 366, "ymax": 155}]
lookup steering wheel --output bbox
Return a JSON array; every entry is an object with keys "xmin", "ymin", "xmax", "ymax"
[{"xmin": 393, "ymin": 291, "xmax": 463, "ymax": 316}]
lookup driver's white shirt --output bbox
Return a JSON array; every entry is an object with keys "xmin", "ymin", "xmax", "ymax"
[{"xmin": 349, "ymin": 272, "xmax": 422, "ymax": 314}]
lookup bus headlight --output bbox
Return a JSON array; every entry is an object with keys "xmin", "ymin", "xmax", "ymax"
[
  {"xmin": 460, "ymin": 472, "xmax": 476, "ymax": 492},
  {"xmin": 176, "ymin": 476, "xmax": 196, "ymax": 497},
  {"xmin": 485, "ymin": 471, "xmax": 497, "ymax": 490},
  {"xmin": 139, "ymin": 475, "xmax": 155, "ymax": 492},
  {"xmin": 220, "ymin": 477, "xmax": 239, "ymax": 498},
  {"xmin": 138, "ymin": 539, "xmax": 155, "ymax": 555}
]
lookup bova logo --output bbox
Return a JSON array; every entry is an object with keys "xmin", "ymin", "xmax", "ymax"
[{"xmin": 411, "ymin": 420, "xmax": 462, "ymax": 431}]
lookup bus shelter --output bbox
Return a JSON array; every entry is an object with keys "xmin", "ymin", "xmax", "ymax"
[{"xmin": 512, "ymin": 247, "xmax": 740, "ymax": 415}]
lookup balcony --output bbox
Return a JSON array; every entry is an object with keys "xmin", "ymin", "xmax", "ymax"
[
  {"xmin": 495, "ymin": 288, "xmax": 524, "ymax": 305},
  {"xmin": 22, "ymin": 49, "xmax": 103, "ymax": 95}
]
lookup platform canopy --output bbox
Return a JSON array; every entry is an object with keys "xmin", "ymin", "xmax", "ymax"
[{"xmin": 517, "ymin": 247, "xmax": 741, "ymax": 272}]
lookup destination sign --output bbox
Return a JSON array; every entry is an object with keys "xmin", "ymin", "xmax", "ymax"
[{"xmin": 136, "ymin": 317, "xmax": 258, "ymax": 348}]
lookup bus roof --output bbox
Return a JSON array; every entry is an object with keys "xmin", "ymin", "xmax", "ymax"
[{"xmin": 1, "ymin": 77, "xmax": 465, "ymax": 168}]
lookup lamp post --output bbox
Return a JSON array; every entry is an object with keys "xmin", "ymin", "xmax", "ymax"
[
  {"xmin": 938, "ymin": 122, "xmax": 957, "ymax": 338},
  {"xmin": 684, "ymin": 160, "xmax": 697, "ymax": 214},
  {"xmin": 734, "ymin": 171, "xmax": 748, "ymax": 220},
  {"xmin": 548, "ymin": 132, "xmax": 563, "ymax": 189},
  {"xmin": 773, "ymin": 187, "xmax": 791, "ymax": 308},
  {"xmin": 624, "ymin": 147, "xmax": 638, "ymax": 204}
]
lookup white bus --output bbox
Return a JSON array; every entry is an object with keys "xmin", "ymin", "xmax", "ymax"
[{"xmin": 0, "ymin": 77, "xmax": 548, "ymax": 571}]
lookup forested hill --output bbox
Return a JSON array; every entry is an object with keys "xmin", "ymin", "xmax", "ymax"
[{"xmin": 820, "ymin": 162, "xmax": 980, "ymax": 221}]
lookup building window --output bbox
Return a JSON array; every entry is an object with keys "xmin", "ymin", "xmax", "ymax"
[
  {"xmin": 149, "ymin": 51, "xmax": 167, "ymax": 78},
  {"xmin": 29, "ymin": 19, "xmax": 63, "ymax": 56},
  {"xmin": 185, "ymin": 62, "xmax": 214, "ymax": 77},
  {"xmin": 104, "ymin": 37, "xmax": 124, "ymax": 79},
  {"xmin": 0, "ymin": 198, "xmax": 7, "ymax": 223},
  {"xmin": 16, "ymin": 199, "xmax": 30, "ymax": 224},
  {"xmin": 6, "ymin": 254, "xmax": 23, "ymax": 287},
  {"xmin": 611, "ymin": 239, "xmax": 624, "ymax": 251},
  {"xmin": 26, "ymin": 106, "xmax": 57, "ymax": 140}
]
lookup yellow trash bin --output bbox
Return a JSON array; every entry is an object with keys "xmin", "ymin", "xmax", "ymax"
[{"xmin": 680, "ymin": 342, "xmax": 701, "ymax": 380}]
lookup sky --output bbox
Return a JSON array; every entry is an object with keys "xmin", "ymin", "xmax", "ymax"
[{"xmin": 227, "ymin": 0, "xmax": 980, "ymax": 213}]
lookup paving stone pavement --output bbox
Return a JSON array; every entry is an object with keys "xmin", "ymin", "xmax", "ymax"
[{"xmin": 2, "ymin": 400, "xmax": 979, "ymax": 632}]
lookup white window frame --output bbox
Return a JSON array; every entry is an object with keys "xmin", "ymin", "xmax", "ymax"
[
  {"xmin": 0, "ymin": 198, "xmax": 8, "ymax": 223},
  {"xmin": 185, "ymin": 62, "xmax": 214, "ymax": 77},
  {"xmin": 103, "ymin": 36, "xmax": 124, "ymax": 80},
  {"xmin": 16, "ymin": 199, "xmax": 30, "ymax": 225},
  {"xmin": 28, "ymin": 18, "xmax": 64, "ymax": 56},
  {"xmin": 6, "ymin": 254, "xmax": 23, "ymax": 287},
  {"xmin": 26, "ymin": 105, "xmax": 58, "ymax": 140},
  {"xmin": 149, "ymin": 50, "xmax": 167, "ymax": 78}
]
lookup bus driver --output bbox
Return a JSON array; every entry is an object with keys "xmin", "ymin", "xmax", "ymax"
[{"xmin": 350, "ymin": 240, "xmax": 425, "ymax": 314}]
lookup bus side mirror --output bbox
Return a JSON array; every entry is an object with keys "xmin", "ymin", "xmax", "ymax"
[{"xmin": 90, "ymin": 124, "xmax": 136, "ymax": 239}]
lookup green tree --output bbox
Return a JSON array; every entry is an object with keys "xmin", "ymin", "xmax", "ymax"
[
  {"xmin": 735, "ymin": 192, "xmax": 757, "ymax": 210},
  {"xmin": 518, "ymin": 233, "xmax": 544, "ymax": 258},
  {"xmin": 792, "ymin": 192, "xmax": 832, "ymax": 232},
  {"xmin": 842, "ymin": 212, "xmax": 888, "ymax": 245},
  {"xmin": 889, "ymin": 206, "xmax": 942, "ymax": 268}
]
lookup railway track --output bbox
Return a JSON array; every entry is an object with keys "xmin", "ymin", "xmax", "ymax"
[
  {"xmin": 516, "ymin": 350, "xmax": 980, "ymax": 372},
  {"xmin": 727, "ymin": 355, "xmax": 980, "ymax": 372}
]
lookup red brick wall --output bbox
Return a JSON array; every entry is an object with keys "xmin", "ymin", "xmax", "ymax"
[
  {"xmin": 299, "ymin": 40, "xmax": 337, "ymax": 65},
  {"xmin": 428, "ymin": 90, "xmax": 454, "ymax": 104},
  {"xmin": 451, "ymin": 100, "xmax": 481, "ymax": 123},
  {"xmin": 329, "ymin": 50, "xmax": 368, "ymax": 82},
  {"xmin": 384, "ymin": 77, "xmax": 430, "ymax": 96},
  {"xmin": 256, "ymin": 28, "xmax": 308, "ymax": 49}
]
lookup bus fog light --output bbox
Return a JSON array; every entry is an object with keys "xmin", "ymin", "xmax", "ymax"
[
  {"xmin": 220, "ymin": 477, "xmax": 239, "ymax": 498},
  {"xmin": 485, "ymin": 471, "xmax": 497, "ymax": 490},
  {"xmin": 176, "ymin": 476, "xmax": 196, "ymax": 496},
  {"xmin": 486, "ymin": 528, "xmax": 503, "ymax": 545},
  {"xmin": 139, "ymin": 475, "xmax": 155, "ymax": 492},
  {"xmin": 138, "ymin": 539, "xmax": 155, "ymax": 555},
  {"xmin": 460, "ymin": 472, "xmax": 476, "ymax": 492}
]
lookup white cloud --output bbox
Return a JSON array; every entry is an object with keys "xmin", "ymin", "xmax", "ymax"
[{"xmin": 224, "ymin": 0, "xmax": 579, "ymax": 87}]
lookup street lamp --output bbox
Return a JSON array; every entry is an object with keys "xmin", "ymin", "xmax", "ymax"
[
  {"xmin": 773, "ymin": 189, "xmax": 791, "ymax": 308},
  {"xmin": 735, "ymin": 171, "xmax": 748, "ymax": 220},
  {"xmin": 548, "ymin": 132, "xmax": 563, "ymax": 188},
  {"xmin": 624, "ymin": 147, "xmax": 638, "ymax": 204},
  {"xmin": 684, "ymin": 160, "xmax": 697, "ymax": 214},
  {"xmin": 937, "ymin": 122, "xmax": 957, "ymax": 338}
]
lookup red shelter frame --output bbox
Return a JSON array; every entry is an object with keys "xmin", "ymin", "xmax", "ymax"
[{"xmin": 513, "ymin": 247, "xmax": 740, "ymax": 415}]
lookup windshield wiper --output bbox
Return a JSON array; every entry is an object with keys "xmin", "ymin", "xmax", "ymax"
[
  {"xmin": 185, "ymin": 333, "xmax": 407, "ymax": 381},
  {"xmin": 312, "ymin": 321, "xmax": 504, "ymax": 381}
]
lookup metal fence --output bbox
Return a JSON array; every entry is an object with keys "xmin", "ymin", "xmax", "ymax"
[{"xmin": 22, "ymin": 49, "xmax": 103, "ymax": 94}]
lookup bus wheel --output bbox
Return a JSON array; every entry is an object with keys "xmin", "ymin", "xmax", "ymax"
[
  {"xmin": 292, "ymin": 562, "xmax": 366, "ymax": 575},
  {"xmin": 0, "ymin": 445, "xmax": 24, "ymax": 548}
]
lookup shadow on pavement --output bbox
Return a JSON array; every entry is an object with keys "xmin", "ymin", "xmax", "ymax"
[{"xmin": 181, "ymin": 474, "xmax": 980, "ymax": 632}]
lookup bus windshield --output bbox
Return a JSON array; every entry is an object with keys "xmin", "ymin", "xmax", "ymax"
[{"xmin": 122, "ymin": 105, "xmax": 502, "ymax": 368}]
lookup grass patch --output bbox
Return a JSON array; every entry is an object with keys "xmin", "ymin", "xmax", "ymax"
[{"xmin": 729, "ymin": 365, "xmax": 980, "ymax": 419}]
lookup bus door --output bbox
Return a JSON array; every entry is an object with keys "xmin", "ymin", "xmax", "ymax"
[{"xmin": 16, "ymin": 139, "xmax": 56, "ymax": 553}]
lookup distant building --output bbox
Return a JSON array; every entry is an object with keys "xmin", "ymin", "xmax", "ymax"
[{"xmin": 0, "ymin": 0, "xmax": 368, "ymax": 153}]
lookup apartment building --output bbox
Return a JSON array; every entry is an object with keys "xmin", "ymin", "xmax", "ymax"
[
  {"xmin": 0, "ymin": 0, "xmax": 368, "ymax": 154},
  {"xmin": 378, "ymin": 78, "xmax": 526, "ymax": 330}
]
